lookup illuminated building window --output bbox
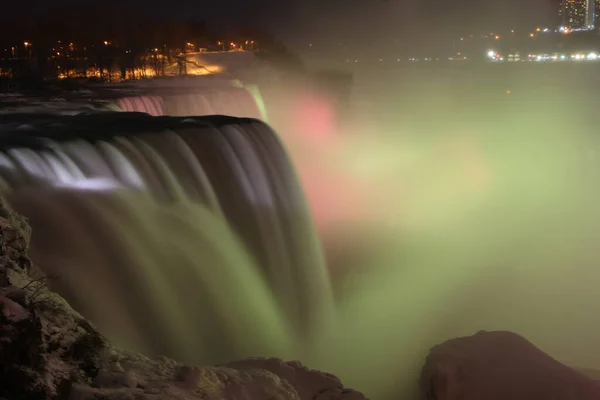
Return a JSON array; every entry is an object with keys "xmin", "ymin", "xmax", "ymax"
[{"xmin": 560, "ymin": 0, "xmax": 595, "ymax": 28}]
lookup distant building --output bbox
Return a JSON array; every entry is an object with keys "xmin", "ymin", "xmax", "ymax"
[
  {"xmin": 560, "ymin": 0, "xmax": 596, "ymax": 29},
  {"xmin": 587, "ymin": 0, "xmax": 596, "ymax": 26}
]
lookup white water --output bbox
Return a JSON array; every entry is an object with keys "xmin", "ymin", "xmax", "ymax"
[
  {"xmin": 114, "ymin": 86, "xmax": 264, "ymax": 119},
  {"xmin": 1, "ymin": 110, "xmax": 334, "ymax": 362}
]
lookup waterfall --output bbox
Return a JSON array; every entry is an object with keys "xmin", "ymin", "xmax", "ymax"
[
  {"xmin": 113, "ymin": 86, "xmax": 266, "ymax": 120},
  {"xmin": 115, "ymin": 96, "xmax": 165, "ymax": 116},
  {"xmin": 7, "ymin": 76, "xmax": 600, "ymax": 399},
  {"xmin": 0, "ymin": 113, "xmax": 335, "ymax": 364}
]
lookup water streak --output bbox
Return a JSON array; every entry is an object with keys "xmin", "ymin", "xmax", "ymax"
[
  {"xmin": 1, "ymin": 114, "xmax": 333, "ymax": 366},
  {"xmin": 114, "ymin": 86, "xmax": 265, "ymax": 120}
]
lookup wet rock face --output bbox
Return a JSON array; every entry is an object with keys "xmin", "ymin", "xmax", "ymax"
[
  {"xmin": 225, "ymin": 358, "xmax": 366, "ymax": 400},
  {"xmin": 0, "ymin": 287, "xmax": 45, "ymax": 397},
  {"xmin": 0, "ymin": 208, "xmax": 106, "ymax": 399},
  {"xmin": 419, "ymin": 330, "xmax": 600, "ymax": 400},
  {"xmin": 0, "ymin": 198, "xmax": 368, "ymax": 400}
]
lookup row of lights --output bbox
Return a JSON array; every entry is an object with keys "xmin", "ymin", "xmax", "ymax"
[
  {"xmin": 21, "ymin": 39, "xmax": 253, "ymax": 49},
  {"xmin": 487, "ymin": 49, "xmax": 599, "ymax": 62},
  {"xmin": 457, "ymin": 25, "xmax": 583, "ymax": 43},
  {"xmin": 345, "ymin": 56, "xmax": 468, "ymax": 63}
]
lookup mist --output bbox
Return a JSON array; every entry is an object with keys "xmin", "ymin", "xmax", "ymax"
[{"xmin": 263, "ymin": 62, "xmax": 600, "ymax": 397}]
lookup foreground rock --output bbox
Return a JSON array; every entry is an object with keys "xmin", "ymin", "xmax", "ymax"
[
  {"xmin": 420, "ymin": 330, "xmax": 600, "ymax": 400},
  {"xmin": 0, "ymin": 200, "xmax": 366, "ymax": 400}
]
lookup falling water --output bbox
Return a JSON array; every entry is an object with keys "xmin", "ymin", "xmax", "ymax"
[
  {"xmin": 115, "ymin": 96, "xmax": 166, "ymax": 116},
  {"xmin": 114, "ymin": 86, "xmax": 265, "ymax": 120},
  {"xmin": 13, "ymin": 185, "xmax": 295, "ymax": 363},
  {"xmin": 0, "ymin": 112, "xmax": 334, "ymax": 365}
]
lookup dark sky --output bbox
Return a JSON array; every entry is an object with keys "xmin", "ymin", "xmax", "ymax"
[{"xmin": 14, "ymin": 0, "xmax": 558, "ymax": 48}]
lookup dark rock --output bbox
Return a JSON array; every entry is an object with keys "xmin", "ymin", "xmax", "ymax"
[
  {"xmin": 224, "ymin": 358, "xmax": 365, "ymax": 399},
  {"xmin": 419, "ymin": 330, "xmax": 600, "ymax": 400}
]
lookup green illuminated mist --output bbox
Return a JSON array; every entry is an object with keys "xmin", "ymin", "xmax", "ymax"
[{"xmin": 287, "ymin": 66, "xmax": 600, "ymax": 397}]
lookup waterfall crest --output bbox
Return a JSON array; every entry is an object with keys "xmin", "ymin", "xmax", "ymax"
[
  {"xmin": 114, "ymin": 86, "xmax": 265, "ymax": 120},
  {"xmin": 0, "ymin": 112, "xmax": 334, "ymax": 364}
]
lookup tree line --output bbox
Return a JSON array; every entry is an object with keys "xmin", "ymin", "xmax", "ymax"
[{"xmin": 0, "ymin": 5, "xmax": 290, "ymax": 84}]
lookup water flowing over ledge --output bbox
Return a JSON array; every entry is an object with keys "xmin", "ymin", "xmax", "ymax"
[{"xmin": 0, "ymin": 194, "xmax": 366, "ymax": 400}]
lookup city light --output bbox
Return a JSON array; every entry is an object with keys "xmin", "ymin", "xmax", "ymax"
[
  {"xmin": 4, "ymin": 0, "xmax": 600, "ymax": 78},
  {"xmin": 561, "ymin": 0, "xmax": 595, "ymax": 30},
  {"xmin": 486, "ymin": 50, "xmax": 502, "ymax": 62},
  {"xmin": 489, "ymin": 50, "xmax": 600, "ymax": 63},
  {"xmin": 0, "ymin": 18, "xmax": 261, "ymax": 82}
]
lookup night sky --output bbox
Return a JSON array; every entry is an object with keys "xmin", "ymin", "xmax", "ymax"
[{"xmin": 13, "ymin": 0, "xmax": 558, "ymax": 49}]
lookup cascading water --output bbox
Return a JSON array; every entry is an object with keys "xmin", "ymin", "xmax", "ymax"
[
  {"xmin": 115, "ymin": 96, "xmax": 166, "ymax": 116},
  {"xmin": 13, "ymin": 186, "xmax": 294, "ymax": 364},
  {"xmin": 0, "ymin": 113, "xmax": 335, "ymax": 366},
  {"xmin": 114, "ymin": 86, "xmax": 266, "ymax": 120}
]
